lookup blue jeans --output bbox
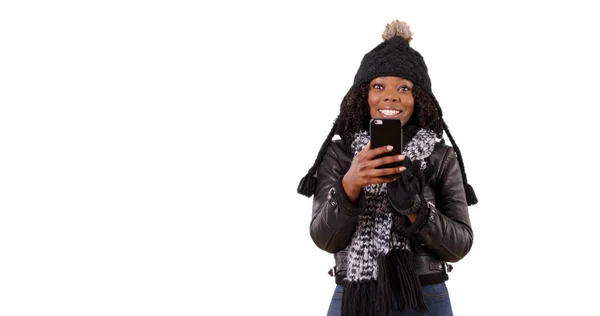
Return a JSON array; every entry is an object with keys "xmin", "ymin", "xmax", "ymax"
[{"xmin": 326, "ymin": 282, "xmax": 453, "ymax": 316}]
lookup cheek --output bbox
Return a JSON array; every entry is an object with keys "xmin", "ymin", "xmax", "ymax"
[
  {"xmin": 405, "ymin": 99, "xmax": 416, "ymax": 117},
  {"xmin": 367, "ymin": 92, "xmax": 378, "ymax": 116},
  {"xmin": 367, "ymin": 92, "xmax": 377, "ymax": 108}
]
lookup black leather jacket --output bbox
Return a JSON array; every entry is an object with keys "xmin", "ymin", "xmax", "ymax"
[{"xmin": 310, "ymin": 139, "xmax": 473, "ymax": 285}]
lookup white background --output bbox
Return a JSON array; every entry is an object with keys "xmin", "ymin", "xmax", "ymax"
[{"xmin": 1, "ymin": 1, "xmax": 599, "ymax": 315}]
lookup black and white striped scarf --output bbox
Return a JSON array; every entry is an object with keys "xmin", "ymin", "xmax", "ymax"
[{"xmin": 341, "ymin": 128, "xmax": 436, "ymax": 316}]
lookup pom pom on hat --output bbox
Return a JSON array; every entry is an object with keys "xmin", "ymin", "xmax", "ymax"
[{"xmin": 382, "ymin": 20, "xmax": 413, "ymax": 42}]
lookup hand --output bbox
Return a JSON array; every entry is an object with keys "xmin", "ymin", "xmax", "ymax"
[
  {"xmin": 342, "ymin": 142, "xmax": 407, "ymax": 202},
  {"xmin": 387, "ymin": 156, "xmax": 434, "ymax": 214}
]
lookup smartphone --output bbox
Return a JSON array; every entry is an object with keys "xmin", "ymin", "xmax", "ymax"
[{"xmin": 370, "ymin": 118, "xmax": 403, "ymax": 178}]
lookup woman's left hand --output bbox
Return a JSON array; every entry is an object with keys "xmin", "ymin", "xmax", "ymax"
[{"xmin": 387, "ymin": 156, "xmax": 434, "ymax": 219}]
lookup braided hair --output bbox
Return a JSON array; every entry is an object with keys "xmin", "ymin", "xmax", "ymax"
[{"xmin": 298, "ymin": 82, "xmax": 478, "ymax": 206}]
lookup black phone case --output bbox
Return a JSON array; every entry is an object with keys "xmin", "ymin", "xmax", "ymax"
[{"xmin": 370, "ymin": 118, "xmax": 403, "ymax": 176}]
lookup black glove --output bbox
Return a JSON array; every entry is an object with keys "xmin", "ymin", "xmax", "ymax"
[{"xmin": 386, "ymin": 156, "xmax": 434, "ymax": 215}]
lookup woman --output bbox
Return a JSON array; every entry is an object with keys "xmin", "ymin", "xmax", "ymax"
[{"xmin": 297, "ymin": 20, "xmax": 478, "ymax": 316}]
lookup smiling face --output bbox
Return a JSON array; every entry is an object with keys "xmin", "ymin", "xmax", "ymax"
[{"xmin": 368, "ymin": 76, "xmax": 415, "ymax": 125}]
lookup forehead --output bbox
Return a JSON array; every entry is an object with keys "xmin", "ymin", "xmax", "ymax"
[{"xmin": 370, "ymin": 76, "xmax": 413, "ymax": 85}]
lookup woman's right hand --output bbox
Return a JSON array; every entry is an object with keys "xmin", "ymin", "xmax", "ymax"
[{"xmin": 342, "ymin": 141, "xmax": 406, "ymax": 202}]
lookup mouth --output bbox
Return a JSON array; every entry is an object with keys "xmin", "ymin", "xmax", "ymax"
[{"xmin": 378, "ymin": 108, "xmax": 403, "ymax": 117}]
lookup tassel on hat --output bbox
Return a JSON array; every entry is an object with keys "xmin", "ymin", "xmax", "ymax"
[
  {"xmin": 297, "ymin": 118, "xmax": 338, "ymax": 197},
  {"xmin": 442, "ymin": 121, "xmax": 478, "ymax": 205},
  {"xmin": 430, "ymin": 93, "xmax": 478, "ymax": 206}
]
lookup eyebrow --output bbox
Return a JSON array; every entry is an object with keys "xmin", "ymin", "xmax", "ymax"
[{"xmin": 371, "ymin": 78, "xmax": 412, "ymax": 84}]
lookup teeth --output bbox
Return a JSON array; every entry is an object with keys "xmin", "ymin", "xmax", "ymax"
[{"xmin": 379, "ymin": 109, "xmax": 400, "ymax": 115}]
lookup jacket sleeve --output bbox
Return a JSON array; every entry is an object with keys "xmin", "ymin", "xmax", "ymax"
[
  {"xmin": 399, "ymin": 146, "xmax": 474, "ymax": 262},
  {"xmin": 309, "ymin": 144, "xmax": 367, "ymax": 253}
]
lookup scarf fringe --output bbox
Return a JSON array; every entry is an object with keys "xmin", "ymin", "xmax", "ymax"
[
  {"xmin": 341, "ymin": 249, "xmax": 427, "ymax": 316},
  {"xmin": 385, "ymin": 249, "xmax": 427, "ymax": 313},
  {"xmin": 341, "ymin": 280, "xmax": 377, "ymax": 316}
]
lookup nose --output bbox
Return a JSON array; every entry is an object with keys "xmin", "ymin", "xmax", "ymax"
[{"xmin": 383, "ymin": 93, "xmax": 400, "ymax": 103}]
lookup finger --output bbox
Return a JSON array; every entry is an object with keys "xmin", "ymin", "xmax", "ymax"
[
  {"xmin": 367, "ymin": 165, "xmax": 406, "ymax": 178},
  {"xmin": 368, "ymin": 154, "xmax": 405, "ymax": 169},
  {"xmin": 364, "ymin": 145, "xmax": 395, "ymax": 160},
  {"xmin": 356, "ymin": 141, "xmax": 372, "ymax": 160}
]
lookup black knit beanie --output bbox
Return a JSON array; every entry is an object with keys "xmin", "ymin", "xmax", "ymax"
[{"xmin": 297, "ymin": 20, "xmax": 478, "ymax": 206}]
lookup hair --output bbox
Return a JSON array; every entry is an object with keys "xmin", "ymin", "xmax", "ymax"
[
  {"xmin": 298, "ymin": 80, "xmax": 478, "ymax": 205},
  {"xmin": 335, "ymin": 82, "xmax": 444, "ymax": 147}
]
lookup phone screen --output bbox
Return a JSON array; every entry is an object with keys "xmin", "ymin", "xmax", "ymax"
[{"xmin": 370, "ymin": 118, "xmax": 403, "ymax": 177}]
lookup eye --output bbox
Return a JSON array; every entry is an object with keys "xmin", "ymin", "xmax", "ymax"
[
  {"xmin": 372, "ymin": 83, "xmax": 383, "ymax": 90},
  {"xmin": 398, "ymin": 85, "xmax": 412, "ymax": 92}
]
